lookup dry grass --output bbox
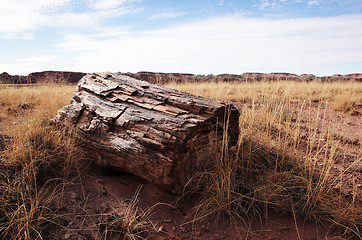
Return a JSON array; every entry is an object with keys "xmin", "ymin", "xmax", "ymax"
[
  {"xmin": 166, "ymin": 81, "xmax": 362, "ymax": 238},
  {"xmin": 0, "ymin": 85, "xmax": 83, "ymax": 239},
  {"xmin": 0, "ymin": 84, "xmax": 158, "ymax": 239},
  {"xmin": 331, "ymin": 93, "xmax": 360, "ymax": 115},
  {"xmin": 1, "ymin": 81, "xmax": 361, "ymax": 239},
  {"xmin": 165, "ymin": 80, "xmax": 362, "ymax": 112},
  {"xmin": 0, "ymin": 85, "xmax": 75, "ymax": 129},
  {"xmin": 97, "ymin": 186, "xmax": 159, "ymax": 240}
]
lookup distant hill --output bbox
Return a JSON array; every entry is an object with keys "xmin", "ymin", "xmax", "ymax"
[
  {"xmin": 0, "ymin": 71, "xmax": 86, "ymax": 84},
  {"xmin": 123, "ymin": 72, "xmax": 362, "ymax": 84},
  {"xmin": 1, "ymin": 71, "xmax": 361, "ymax": 85}
]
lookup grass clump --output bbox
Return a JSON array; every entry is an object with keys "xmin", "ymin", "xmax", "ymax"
[
  {"xmin": 330, "ymin": 93, "xmax": 360, "ymax": 115},
  {"xmin": 97, "ymin": 187, "xmax": 159, "ymax": 240}
]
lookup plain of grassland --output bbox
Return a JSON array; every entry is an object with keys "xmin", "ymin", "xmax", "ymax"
[{"xmin": 0, "ymin": 80, "xmax": 361, "ymax": 239}]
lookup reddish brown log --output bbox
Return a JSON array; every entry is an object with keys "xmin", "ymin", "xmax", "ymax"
[{"xmin": 54, "ymin": 72, "xmax": 240, "ymax": 193}]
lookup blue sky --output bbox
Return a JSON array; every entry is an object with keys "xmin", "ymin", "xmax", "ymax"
[{"xmin": 0, "ymin": 0, "xmax": 361, "ymax": 76}]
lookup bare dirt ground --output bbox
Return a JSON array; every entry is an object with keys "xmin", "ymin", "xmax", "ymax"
[{"xmin": 52, "ymin": 165, "xmax": 343, "ymax": 240}]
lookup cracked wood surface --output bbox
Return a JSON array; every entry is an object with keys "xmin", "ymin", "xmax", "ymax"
[{"xmin": 54, "ymin": 72, "xmax": 240, "ymax": 193}]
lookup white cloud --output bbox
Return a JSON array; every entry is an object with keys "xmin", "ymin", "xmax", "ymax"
[
  {"xmin": 308, "ymin": 1, "xmax": 319, "ymax": 7},
  {"xmin": 18, "ymin": 55, "xmax": 62, "ymax": 64},
  {"xmin": 91, "ymin": 0, "xmax": 137, "ymax": 10},
  {"xmin": 149, "ymin": 11, "xmax": 186, "ymax": 20},
  {"xmin": 0, "ymin": 0, "xmax": 71, "ymax": 38},
  {"xmin": 256, "ymin": 0, "xmax": 296, "ymax": 10},
  {"xmin": 2, "ymin": 1, "xmax": 362, "ymax": 76},
  {"xmin": 0, "ymin": 55, "xmax": 63, "ymax": 75},
  {"xmin": 52, "ymin": 14, "xmax": 362, "ymax": 75},
  {"xmin": 0, "ymin": 0, "xmax": 139, "ymax": 39},
  {"xmin": 258, "ymin": 0, "xmax": 278, "ymax": 10},
  {"xmin": 256, "ymin": 0, "xmax": 325, "ymax": 9},
  {"xmin": 0, "ymin": 0, "xmax": 71, "ymax": 12}
]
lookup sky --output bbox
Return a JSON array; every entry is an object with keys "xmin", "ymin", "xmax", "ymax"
[{"xmin": 0, "ymin": 0, "xmax": 361, "ymax": 76}]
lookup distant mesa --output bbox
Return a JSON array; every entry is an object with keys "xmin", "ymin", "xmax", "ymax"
[
  {"xmin": 123, "ymin": 71, "xmax": 362, "ymax": 84},
  {"xmin": 1, "ymin": 71, "xmax": 361, "ymax": 85},
  {"xmin": 0, "ymin": 71, "xmax": 86, "ymax": 84}
]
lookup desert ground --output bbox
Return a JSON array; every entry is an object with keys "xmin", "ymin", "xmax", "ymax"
[{"xmin": 0, "ymin": 79, "xmax": 361, "ymax": 240}]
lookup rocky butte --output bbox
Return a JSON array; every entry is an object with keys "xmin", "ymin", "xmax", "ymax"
[
  {"xmin": 0, "ymin": 71, "xmax": 86, "ymax": 84},
  {"xmin": 1, "ymin": 71, "xmax": 361, "ymax": 85}
]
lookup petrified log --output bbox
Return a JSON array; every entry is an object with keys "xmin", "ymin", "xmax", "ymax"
[{"xmin": 54, "ymin": 72, "xmax": 240, "ymax": 193}]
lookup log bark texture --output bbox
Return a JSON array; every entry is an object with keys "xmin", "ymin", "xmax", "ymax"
[{"xmin": 54, "ymin": 72, "xmax": 240, "ymax": 193}]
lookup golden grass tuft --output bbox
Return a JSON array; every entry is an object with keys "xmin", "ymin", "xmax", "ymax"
[
  {"xmin": 97, "ymin": 186, "xmax": 159, "ymax": 240},
  {"xmin": 330, "ymin": 93, "xmax": 360, "ymax": 115}
]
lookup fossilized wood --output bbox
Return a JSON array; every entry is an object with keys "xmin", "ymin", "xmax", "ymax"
[
  {"xmin": 0, "ymin": 134, "xmax": 10, "ymax": 151},
  {"xmin": 54, "ymin": 72, "xmax": 240, "ymax": 193}
]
